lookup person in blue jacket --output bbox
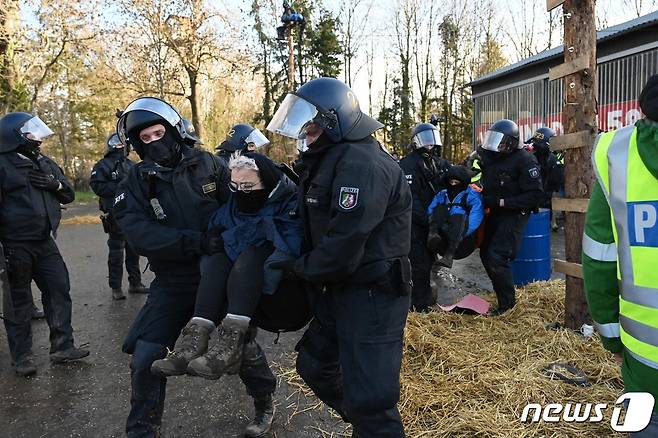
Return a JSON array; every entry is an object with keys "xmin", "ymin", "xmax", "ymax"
[{"xmin": 427, "ymin": 165, "xmax": 484, "ymax": 268}]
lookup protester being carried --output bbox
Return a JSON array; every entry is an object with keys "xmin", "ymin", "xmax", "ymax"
[
  {"xmin": 151, "ymin": 151, "xmax": 303, "ymax": 380},
  {"xmin": 427, "ymin": 165, "xmax": 484, "ymax": 268}
]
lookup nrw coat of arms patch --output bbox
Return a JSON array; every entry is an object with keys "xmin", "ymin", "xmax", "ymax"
[{"xmin": 338, "ymin": 187, "xmax": 359, "ymax": 210}]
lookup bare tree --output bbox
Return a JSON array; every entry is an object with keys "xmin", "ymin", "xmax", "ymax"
[
  {"xmin": 413, "ymin": 0, "xmax": 438, "ymax": 122},
  {"xmin": 339, "ymin": 0, "xmax": 372, "ymax": 87},
  {"xmin": 623, "ymin": 0, "xmax": 658, "ymax": 17}
]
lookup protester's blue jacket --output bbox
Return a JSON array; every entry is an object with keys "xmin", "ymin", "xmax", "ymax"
[{"xmin": 427, "ymin": 186, "xmax": 484, "ymax": 237}]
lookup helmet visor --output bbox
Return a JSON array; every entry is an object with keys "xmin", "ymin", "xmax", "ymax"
[
  {"xmin": 117, "ymin": 97, "xmax": 181, "ymax": 143},
  {"xmin": 481, "ymin": 130, "xmax": 516, "ymax": 152},
  {"xmin": 413, "ymin": 129, "xmax": 442, "ymax": 148},
  {"xmin": 19, "ymin": 116, "xmax": 54, "ymax": 141},
  {"xmin": 266, "ymin": 94, "xmax": 318, "ymax": 139},
  {"xmin": 245, "ymin": 128, "xmax": 270, "ymax": 148},
  {"xmin": 108, "ymin": 134, "xmax": 123, "ymax": 149}
]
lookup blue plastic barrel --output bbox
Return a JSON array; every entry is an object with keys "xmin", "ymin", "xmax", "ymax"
[{"xmin": 511, "ymin": 208, "xmax": 552, "ymax": 286}]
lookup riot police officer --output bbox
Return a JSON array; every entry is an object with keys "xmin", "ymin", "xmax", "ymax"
[
  {"xmin": 90, "ymin": 134, "xmax": 147, "ymax": 300},
  {"xmin": 215, "ymin": 123, "xmax": 270, "ymax": 162},
  {"xmin": 112, "ymin": 97, "xmax": 277, "ymax": 437},
  {"xmin": 478, "ymin": 119, "xmax": 544, "ymax": 316},
  {"xmin": 399, "ymin": 123, "xmax": 450, "ymax": 312},
  {"xmin": 526, "ymin": 127, "xmax": 563, "ymax": 229},
  {"xmin": 266, "ymin": 77, "xmax": 412, "ymax": 437},
  {"xmin": 0, "ymin": 112, "xmax": 89, "ymax": 376}
]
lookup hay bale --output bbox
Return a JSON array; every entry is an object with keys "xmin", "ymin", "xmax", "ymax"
[
  {"xmin": 401, "ymin": 280, "xmax": 623, "ymax": 437},
  {"xmin": 276, "ymin": 280, "xmax": 623, "ymax": 437}
]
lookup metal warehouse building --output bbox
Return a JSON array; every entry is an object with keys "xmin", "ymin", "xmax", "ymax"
[{"xmin": 470, "ymin": 10, "xmax": 658, "ymax": 145}]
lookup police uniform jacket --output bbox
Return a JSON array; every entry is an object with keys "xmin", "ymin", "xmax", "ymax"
[
  {"xmin": 90, "ymin": 150, "xmax": 134, "ymax": 212},
  {"xmin": 113, "ymin": 146, "xmax": 230, "ymax": 276},
  {"xmin": 536, "ymin": 152, "xmax": 562, "ymax": 199},
  {"xmin": 478, "ymin": 147, "xmax": 544, "ymax": 213},
  {"xmin": 0, "ymin": 152, "xmax": 74, "ymax": 241},
  {"xmin": 294, "ymin": 136, "xmax": 412, "ymax": 284},
  {"xmin": 399, "ymin": 149, "xmax": 450, "ymax": 225}
]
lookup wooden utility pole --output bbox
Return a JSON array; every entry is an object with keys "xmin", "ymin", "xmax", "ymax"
[
  {"xmin": 287, "ymin": 26, "xmax": 295, "ymax": 91},
  {"xmin": 547, "ymin": 0, "xmax": 597, "ymax": 329}
]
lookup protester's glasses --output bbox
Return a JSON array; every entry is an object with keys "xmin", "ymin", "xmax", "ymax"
[{"xmin": 228, "ymin": 181, "xmax": 261, "ymax": 193}]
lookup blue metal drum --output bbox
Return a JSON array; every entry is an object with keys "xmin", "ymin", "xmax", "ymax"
[{"xmin": 511, "ymin": 208, "xmax": 552, "ymax": 286}]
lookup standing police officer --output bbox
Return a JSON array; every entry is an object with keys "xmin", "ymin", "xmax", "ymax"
[
  {"xmin": 215, "ymin": 123, "xmax": 270, "ymax": 162},
  {"xmin": 478, "ymin": 119, "xmax": 544, "ymax": 315},
  {"xmin": 526, "ymin": 127, "xmax": 562, "ymax": 209},
  {"xmin": 90, "ymin": 134, "xmax": 147, "ymax": 300},
  {"xmin": 399, "ymin": 123, "xmax": 450, "ymax": 312},
  {"xmin": 267, "ymin": 77, "xmax": 412, "ymax": 438},
  {"xmin": 0, "ymin": 112, "xmax": 89, "ymax": 376},
  {"xmin": 113, "ymin": 97, "xmax": 277, "ymax": 437}
]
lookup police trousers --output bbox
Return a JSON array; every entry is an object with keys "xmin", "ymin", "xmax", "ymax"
[
  {"xmin": 123, "ymin": 273, "xmax": 276, "ymax": 438},
  {"xmin": 409, "ymin": 222, "xmax": 435, "ymax": 311},
  {"xmin": 295, "ymin": 273, "xmax": 410, "ymax": 438},
  {"xmin": 107, "ymin": 231, "xmax": 141, "ymax": 289},
  {"xmin": 2, "ymin": 238, "xmax": 74, "ymax": 362},
  {"xmin": 479, "ymin": 212, "xmax": 529, "ymax": 311}
]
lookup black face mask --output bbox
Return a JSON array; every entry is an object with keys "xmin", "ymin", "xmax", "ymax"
[
  {"xmin": 533, "ymin": 141, "xmax": 550, "ymax": 158},
  {"xmin": 447, "ymin": 182, "xmax": 468, "ymax": 201},
  {"xmin": 144, "ymin": 130, "xmax": 181, "ymax": 167},
  {"xmin": 235, "ymin": 189, "xmax": 270, "ymax": 214},
  {"xmin": 16, "ymin": 140, "xmax": 42, "ymax": 162}
]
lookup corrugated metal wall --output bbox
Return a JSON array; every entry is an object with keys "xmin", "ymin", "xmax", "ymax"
[{"xmin": 473, "ymin": 47, "xmax": 658, "ymax": 144}]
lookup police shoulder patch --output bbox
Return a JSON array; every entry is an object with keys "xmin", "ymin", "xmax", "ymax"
[
  {"xmin": 202, "ymin": 182, "xmax": 217, "ymax": 194},
  {"xmin": 528, "ymin": 167, "xmax": 540, "ymax": 179},
  {"xmin": 338, "ymin": 187, "xmax": 359, "ymax": 210}
]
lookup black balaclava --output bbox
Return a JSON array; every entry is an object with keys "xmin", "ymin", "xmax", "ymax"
[
  {"xmin": 16, "ymin": 140, "xmax": 42, "ymax": 163},
  {"xmin": 142, "ymin": 126, "xmax": 181, "ymax": 168},
  {"xmin": 445, "ymin": 165, "xmax": 470, "ymax": 201},
  {"xmin": 532, "ymin": 141, "xmax": 550, "ymax": 163},
  {"xmin": 235, "ymin": 152, "xmax": 282, "ymax": 214}
]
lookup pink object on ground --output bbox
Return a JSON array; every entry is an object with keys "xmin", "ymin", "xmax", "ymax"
[{"xmin": 438, "ymin": 294, "xmax": 490, "ymax": 315}]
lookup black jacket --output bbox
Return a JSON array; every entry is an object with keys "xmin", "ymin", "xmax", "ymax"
[
  {"xmin": 0, "ymin": 152, "xmax": 75, "ymax": 241},
  {"xmin": 113, "ymin": 146, "xmax": 230, "ymax": 276},
  {"xmin": 399, "ymin": 149, "xmax": 450, "ymax": 225},
  {"xmin": 478, "ymin": 147, "xmax": 544, "ymax": 213},
  {"xmin": 293, "ymin": 136, "xmax": 412, "ymax": 283},
  {"xmin": 535, "ymin": 151, "xmax": 562, "ymax": 202},
  {"xmin": 90, "ymin": 150, "xmax": 135, "ymax": 212}
]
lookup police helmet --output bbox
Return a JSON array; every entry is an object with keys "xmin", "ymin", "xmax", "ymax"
[
  {"xmin": 0, "ymin": 112, "xmax": 54, "ymax": 153},
  {"xmin": 217, "ymin": 124, "xmax": 270, "ymax": 153},
  {"xmin": 526, "ymin": 126, "xmax": 556, "ymax": 145},
  {"xmin": 481, "ymin": 119, "xmax": 520, "ymax": 153},
  {"xmin": 106, "ymin": 133, "xmax": 129, "ymax": 153},
  {"xmin": 181, "ymin": 117, "xmax": 203, "ymax": 146},
  {"xmin": 116, "ymin": 97, "xmax": 194, "ymax": 157},
  {"xmin": 266, "ymin": 77, "xmax": 383, "ymax": 144},
  {"xmin": 411, "ymin": 123, "xmax": 442, "ymax": 151}
]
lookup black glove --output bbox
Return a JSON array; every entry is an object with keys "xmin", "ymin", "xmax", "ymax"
[
  {"xmin": 28, "ymin": 170, "xmax": 60, "ymax": 191},
  {"xmin": 269, "ymin": 258, "xmax": 297, "ymax": 273},
  {"xmin": 200, "ymin": 227, "xmax": 224, "ymax": 255}
]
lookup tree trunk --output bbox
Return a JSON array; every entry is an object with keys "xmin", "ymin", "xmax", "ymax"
[
  {"xmin": 562, "ymin": 0, "xmax": 596, "ymax": 329},
  {"xmin": 186, "ymin": 68, "xmax": 203, "ymax": 139}
]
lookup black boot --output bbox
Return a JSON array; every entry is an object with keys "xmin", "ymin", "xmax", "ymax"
[
  {"xmin": 187, "ymin": 317, "xmax": 249, "ymax": 380},
  {"xmin": 112, "ymin": 288, "xmax": 126, "ymax": 300},
  {"xmin": 151, "ymin": 321, "xmax": 212, "ymax": 376},
  {"xmin": 128, "ymin": 282, "xmax": 149, "ymax": 294},
  {"xmin": 50, "ymin": 346, "xmax": 90, "ymax": 364},
  {"xmin": 244, "ymin": 394, "xmax": 275, "ymax": 437},
  {"xmin": 15, "ymin": 356, "xmax": 37, "ymax": 377}
]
